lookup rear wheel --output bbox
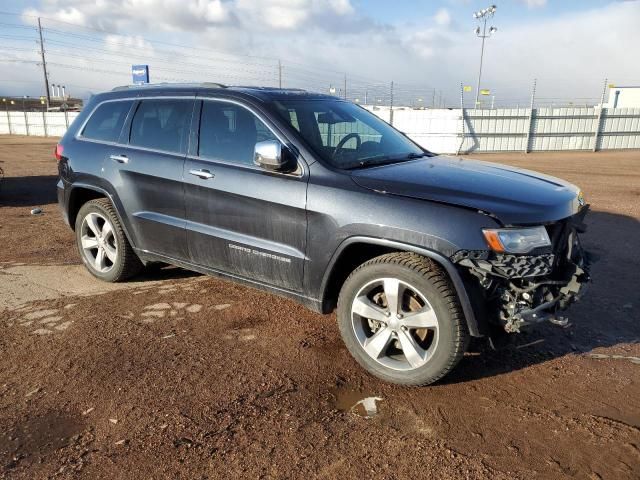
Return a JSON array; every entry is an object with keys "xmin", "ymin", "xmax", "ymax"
[
  {"xmin": 337, "ymin": 252, "xmax": 468, "ymax": 386},
  {"xmin": 75, "ymin": 198, "xmax": 143, "ymax": 282}
]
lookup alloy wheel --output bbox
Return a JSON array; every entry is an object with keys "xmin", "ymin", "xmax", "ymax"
[
  {"xmin": 80, "ymin": 212, "xmax": 118, "ymax": 273},
  {"xmin": 351, "ymin": 277, "xmax": 440, "ymax": 371}
]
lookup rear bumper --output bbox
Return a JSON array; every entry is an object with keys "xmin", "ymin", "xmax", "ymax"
[{"xmin": 453, "ymin": 207, "xmax": 591, "ymax": 333}]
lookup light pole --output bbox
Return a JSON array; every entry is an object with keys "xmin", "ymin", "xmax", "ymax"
[{"xmin": 473, "ymin": 5, "xmax": 497, "ymax": 108}]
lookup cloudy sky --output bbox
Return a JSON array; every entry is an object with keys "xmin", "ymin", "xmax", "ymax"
[{"xmin": 1, "ymin": 0, "xmax": 638, "ymax": 106}]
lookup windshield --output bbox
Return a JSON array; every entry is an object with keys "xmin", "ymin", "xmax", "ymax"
[{"xmin": 270, "ymin": 98, "xmax": 429, "ymax": 169}]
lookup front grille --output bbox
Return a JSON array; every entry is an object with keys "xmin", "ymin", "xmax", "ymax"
[{"xmin": 491, "ymin": 253, "xmax": 554, "ymax": 277}]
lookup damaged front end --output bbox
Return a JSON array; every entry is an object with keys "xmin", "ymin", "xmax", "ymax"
[{"xmin": 453, "ymin": 206, "xmax": 591, "ymax": 334}]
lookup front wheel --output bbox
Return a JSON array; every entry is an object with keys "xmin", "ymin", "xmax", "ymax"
[
  {"xmin": 337, "ymin": 252, "xmax": 468, "ymax": 386},
  {"xmin": 75, "ymin": 198, "xmax": 143, "ymax": 282}
]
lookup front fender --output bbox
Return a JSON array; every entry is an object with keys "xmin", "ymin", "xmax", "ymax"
[{"xmin": 320, "ymin": 236, "xmax": 483, "ymax": 337}]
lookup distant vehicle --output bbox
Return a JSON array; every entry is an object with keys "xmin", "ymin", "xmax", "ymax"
[{"xmin": 56, "ymin": 83, "xmax": 590, "ymax": 385}]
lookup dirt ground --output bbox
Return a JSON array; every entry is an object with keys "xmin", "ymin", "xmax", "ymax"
[{"xmin": 0, "ymin": 135, "xmax": 638, "ymax": 479}]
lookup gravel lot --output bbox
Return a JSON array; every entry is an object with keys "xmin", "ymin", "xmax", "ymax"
[{"xmin": 1, "ymin": 135, "xmax": 638, "ymax": 479}]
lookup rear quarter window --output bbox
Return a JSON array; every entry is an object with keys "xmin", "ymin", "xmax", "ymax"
[{"xmin": 81, "ymin": 101, "xmax": 133, "ymax": 143}]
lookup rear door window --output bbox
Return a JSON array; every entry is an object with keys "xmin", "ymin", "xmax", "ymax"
[
  {"xmin": 129, "ymin": 99, "xmax": 193, "ymax": 154},
  {"xmin": 82, "ymin": 101, "xmax": 133, "ymax": 142}
]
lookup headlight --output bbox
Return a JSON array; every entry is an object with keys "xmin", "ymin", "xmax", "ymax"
[{"xmin": 482, "ymin": 226, "xmax": 551, "ymax": 254}]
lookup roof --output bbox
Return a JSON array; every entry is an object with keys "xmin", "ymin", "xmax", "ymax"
[{"xmin": 109, "ymin": 82, "xmax": 335, "ymax": 101}]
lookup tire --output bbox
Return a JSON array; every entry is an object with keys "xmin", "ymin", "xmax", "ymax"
[
  {"xmin": 337, "ymin": 252, "xmax": 469, "ymax": 386},
  {"xmin": 75, "ymin": 198, "xmax": 143, "ymax": 282}
]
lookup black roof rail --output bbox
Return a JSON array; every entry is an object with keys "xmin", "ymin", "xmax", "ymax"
[
  {"xmin": 111, "ymin": 82, "xmax": 227, "ymax": 91},
  {"xmin": 233, "ymin": 85, "xmax": 307, "ymax": 92}
]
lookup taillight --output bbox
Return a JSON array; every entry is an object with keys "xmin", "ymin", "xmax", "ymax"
[{"xmin": 55, "ymin": 144, "xmax": 64, "ymax": 162}]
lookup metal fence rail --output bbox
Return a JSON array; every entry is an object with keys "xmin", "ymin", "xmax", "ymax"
[{"xmin": 1, "ymin": 107, "xmax": 639, "ymax": 154}]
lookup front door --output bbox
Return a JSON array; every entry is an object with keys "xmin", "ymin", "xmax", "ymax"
[{"xmin": 183, "ymin": 99, "xmax": 307, "ymax": 292}]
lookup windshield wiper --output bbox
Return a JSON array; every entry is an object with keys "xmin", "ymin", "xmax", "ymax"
[
  {"xmin": 344, "ymin": 152, "xmax": 428, "ymax": 170},
  {"xmin": 406, "ymin": 152, "xmax": 428, "ymax": 159}
]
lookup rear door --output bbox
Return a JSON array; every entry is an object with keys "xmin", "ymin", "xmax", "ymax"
[
  {"xmin": 102, "ymin": 97, "xmax": 194, "ymax": 260},
  {"xmin": 183, "ymin": 98, "xmax": 308, "ymax": 291}
]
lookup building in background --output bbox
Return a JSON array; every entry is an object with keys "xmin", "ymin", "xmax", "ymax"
[
  {"xmin": 603, "ymin": 86, "xmax": 640, "ymax": 108},
  {"xmin": 1, "ymin": 95, "xmax": 83, "ymax": 112}
]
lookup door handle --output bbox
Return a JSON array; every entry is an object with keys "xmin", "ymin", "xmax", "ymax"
[
  {"xmin": 189, "ymin": 169, "xmax": 215, "ymax": 179},
  {"xmin": 109, "ymin": 154, "xmax": 129, "ymax": 164}
]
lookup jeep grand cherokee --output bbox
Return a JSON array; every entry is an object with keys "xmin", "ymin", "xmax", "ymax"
[{"xmin": 56, "ymin": 83, "xmax": 590, "ymax": 385}]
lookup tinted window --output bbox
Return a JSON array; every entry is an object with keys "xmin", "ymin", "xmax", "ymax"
[
  {"xmin": 199, "ymin": 101, "xmax": 277, "ymax": 165},
  {"xmin": 82, "ymin": 101, "xmax": 132, "ymax": 142},
  {"xmin": 130, "ymin": 99, "xmax": 193, "ymax": 153}
]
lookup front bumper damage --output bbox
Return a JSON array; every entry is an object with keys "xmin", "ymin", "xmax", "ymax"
[{"xmin": 452, "ymin": 207, "xmax": 591, "ymax": 333}]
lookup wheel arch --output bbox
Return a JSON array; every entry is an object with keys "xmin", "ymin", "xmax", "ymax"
[
  {"xmin": 67, "ymin": 183, "xmax": 138, "ymax": 251},
  {"xmin": 67, "ymin": 185, "xmax": 107, "ymax": 230},
  {"xmin": 319, "ymin": 237, "xmax": 483, "ymax": 337}
]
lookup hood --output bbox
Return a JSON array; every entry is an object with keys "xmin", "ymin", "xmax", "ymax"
[{"xmin": 350, "ymin": 155, "xmax": 582, "ymax": 225}]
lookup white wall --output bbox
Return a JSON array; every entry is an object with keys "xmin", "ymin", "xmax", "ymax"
[
  {"xmin": 0, "ymin": 111, "xmax": 80, "ymax": 137},
  {"xmin": 382, "ymin": 107, "xmax": 640, "ymax": 153}
]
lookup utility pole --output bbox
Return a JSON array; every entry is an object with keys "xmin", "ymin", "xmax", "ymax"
[
  {"xmin": 343, "ymin": 73, "xmax": 347, "ymax": 100},
  {"xmin": 277, "ymin": 60, "xmax": 283, "ymax": 88},
  {"xmin": 593, "ymin": 78, "xmax": 608, "ymax": 152},
  {"xmin": 389, "ymin": 81, "xmax": 394, "ymax": 125},
  {"xmin": 473, "ymin": 5, "xmax": 497, "ymax": 108},
  {"xmin": 37, "ymin": 18, "xmax": 51, "ymax": 110},
  {"xmin": 525, "ymin": 78, "xmax": 537, "ymax": 153},
  {"xmin": 457, "ymin": 82, "xmax": 466, "ymax": 155}
]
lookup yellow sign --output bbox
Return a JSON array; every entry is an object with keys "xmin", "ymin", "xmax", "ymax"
[
  {"xmin": 463, "ymin": 86, "xmax": 472, "ymax": 92},
  {"xmin": 608, "ymin": 84, "xmax": 615, "ymax": 88},
  {"xmin": 480, "ymin": 89, "xmax": 491, "ymax": 96}
]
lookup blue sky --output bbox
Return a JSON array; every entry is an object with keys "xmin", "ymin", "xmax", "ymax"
[
  {"xmin": 361, "ymin": 0, "xmax": 613, "ymax": 22},
  {"xmin": 1, "ymin": 1, "xmax": 638, "ymax": 105}
]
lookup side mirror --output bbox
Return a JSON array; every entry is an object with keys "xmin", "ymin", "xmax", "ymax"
[{"xmin": 254, "ymin": 140, "xmax": 294, "ymax": 172}]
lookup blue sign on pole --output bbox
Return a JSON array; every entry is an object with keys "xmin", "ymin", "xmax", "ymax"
[{"xmin": 132, "ymin": 65, "xmax": 150, "ymax": 85}]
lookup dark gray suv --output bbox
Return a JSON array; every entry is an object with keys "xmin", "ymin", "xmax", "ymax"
[{"xmin": 56, "ymin": 83, "xmax": 590, "ymax": 385}]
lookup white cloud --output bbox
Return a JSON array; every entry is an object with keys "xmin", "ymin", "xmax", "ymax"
[
  {"xmin": 234, "ymin": 0, "xmax": 356, "ymax": 30},
  {"xmin": 188, "ymin": 0, "xmax": 231, "ymax": 23},
  {"xmin": 522, "ymin": 0, "xmax": 547, "ymax": 8},
  {"xmin": 434, "ymin": 8, "xmax": 451, "ymax": 27},
  {"xmin": 104, "ymin": 34, "xmax": 155, "ymax": 55},
  {"xmin": 327, "ymin": 0, "xmax": 355, "ymax": 15},
  {"xmin": 236, "ymin": 0, "xmax": 312, "ymax": 30},
  {"xmin": 23, "ymin": 0, "xmax": 356, "ymax": 35},
  {"xmin": 22, "ymin": 6, "xmax": 86, "ymax": 26}
]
